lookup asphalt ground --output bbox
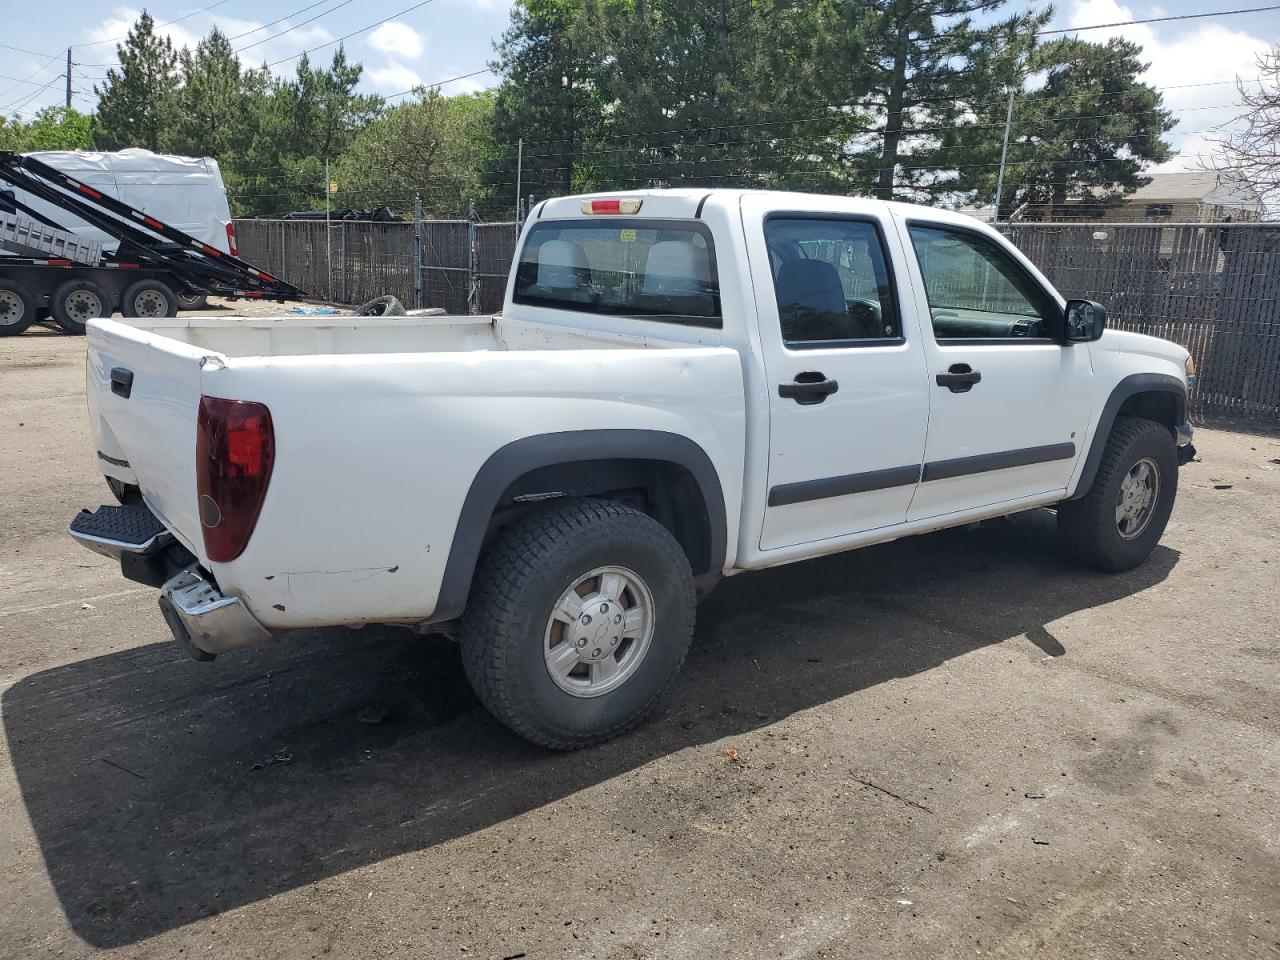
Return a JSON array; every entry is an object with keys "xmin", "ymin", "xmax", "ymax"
[{"xmin": 1, "ymin": 318, "xmax": 1277, "ymax": 959}]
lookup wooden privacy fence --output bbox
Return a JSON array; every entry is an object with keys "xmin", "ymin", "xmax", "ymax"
[{"xmin": 236, "ymin": 217, "xmax": 1280, "ymax": 423}]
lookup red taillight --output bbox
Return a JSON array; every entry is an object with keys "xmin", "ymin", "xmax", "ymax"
[
  {"xmin": 196, "ymin": 396, "xmax": 274, "ymax": 563},
  {"xmin": 225, "ymin": 222, "xmax": 238, "ymax": 257}
]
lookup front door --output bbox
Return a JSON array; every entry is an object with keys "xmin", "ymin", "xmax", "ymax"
[
  {"xmin": 896, "ymin": 219, "xmax": 1095, "ymax": 522},
  {"xmin": 744, "ymin": 198, "xmax": 931, "ymax": 551}
]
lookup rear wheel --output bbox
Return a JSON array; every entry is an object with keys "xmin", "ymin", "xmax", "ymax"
[
  {"xmin": 1058, "ymin": 416, "xmax": 1178, "ymax": 572},
  {"xmin": 461, "ymin": 498, "xmax": 696, "ymax": 750},
  {"xmin": 0, "ymin": 280, "xmax": 36, "ymax": 336},
  {"xmin": 121, "ymin": 279, "xmax": 178, "ymax": 319},
  {"xmin": 51, "ymin": 278, "xmax": 111, "ymax": 334},
  {"xmin": 176, "ymin": 290, "xmax": 208, "ymax": 311}
]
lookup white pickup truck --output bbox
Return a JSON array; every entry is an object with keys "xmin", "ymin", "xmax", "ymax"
[{"xmin": 69, "ymin": 189, "xmax": 1196, "ymax": 748}]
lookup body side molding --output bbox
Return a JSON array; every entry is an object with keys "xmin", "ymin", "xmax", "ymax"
[
  {"xmin": 432, "ymin": 430, "xmax": 728, "ymax": 623},
  {"xmin": 1068, "ymin": 372, "xmax": 1187, "ymax": 500},
  {"xmin": 768, "ymin": 465, "xmax": 921, "ymax": 507},
  {"xmin": 922, "ymin": 442, "xmax": 1076, "ymax": 482}
]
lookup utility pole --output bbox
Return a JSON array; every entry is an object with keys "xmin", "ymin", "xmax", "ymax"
[
  {"xmin": 514, "ymin": 138, "xmax": 523, "ymax": 231},
  {"xmin": 992, "ymin": 89, "xmax": 1015, "ymax": 224},
  {"xmin": 65, "ymin": 48, "xmax": 72, "ymax": 109}
]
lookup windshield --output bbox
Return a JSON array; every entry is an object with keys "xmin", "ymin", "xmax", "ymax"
[{"xmin": 512, "ymin": 219, "xmax": 721, "ymax": 328}]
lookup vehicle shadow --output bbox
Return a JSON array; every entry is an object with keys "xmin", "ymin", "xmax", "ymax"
[{"xmin": 3, "ymin": 509, "xmax": 1178, "ymax": 947}]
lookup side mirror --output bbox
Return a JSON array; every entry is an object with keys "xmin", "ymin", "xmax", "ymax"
[{"xmin": 1064, "ymin": 299, "xmax": 1106, "ymax": 342}]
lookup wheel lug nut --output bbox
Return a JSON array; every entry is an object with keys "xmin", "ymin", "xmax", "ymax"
[
  {"xmin": 576, "ymin": 637, "xmax": 587, "ymax": 648},
  {"xmin": 592, "ymin": 648, "xmax": 601, "ymax": 658},
  {"xmin": 614, "ymin": 614, "xmax": 622, "ymax": 624},
  {"xmin": 599, "ymin": 603, "xmax": 609, "ymax": 614},
  {"xmin": 580, "ymin": 614, "xmax": 591, "ymax": 625}
]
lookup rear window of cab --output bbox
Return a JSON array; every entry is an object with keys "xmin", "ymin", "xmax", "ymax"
[{"xmin": 512, "ymin": 219, "xmax": 722, "ymax": 328}]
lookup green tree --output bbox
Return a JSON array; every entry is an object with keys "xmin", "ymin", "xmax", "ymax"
[
  {"xmin": 171, "ymin": 28, "xmax": 269, "ymax": 162},
  {"xmin": 93, "ymin": 11, "xmax": 180, "ymax": 150},
  {"xmin": 234, "ymin": 49, "xmax": 382, "ymax": 214},
  {"xmin": 334, "ymin": 90, "xmax": 495, "ymax": 217},
  {"xmin": 817, "ymin": 0, "xmax": 1045, "ymax": 201},
  {"xmin": 574, "ymin": 0, "xmax": 853, "ymax": 192},
  {"xmin": 0, "ymin": 107, "xmax": 95, "ymax": 151},
  {"xmin": 487, "ymin": 0, "xmax": 602, "ymax": 199},
  {"xmin": 957, "ymin": 37, "xmax": 1175, "ymax": 218}
]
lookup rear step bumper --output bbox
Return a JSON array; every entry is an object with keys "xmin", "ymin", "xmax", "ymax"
[
  {"xmin": 69, "ymin": 503, "xmax": 271, "ymax": 658},
  {"xmin": 158, "ymin": 566, "xmax": 273, "ymax": 658}
]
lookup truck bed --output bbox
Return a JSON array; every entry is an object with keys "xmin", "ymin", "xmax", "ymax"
[{"xmin": 116, "ymin": 313, "xmax": 672, "ymax": 358}]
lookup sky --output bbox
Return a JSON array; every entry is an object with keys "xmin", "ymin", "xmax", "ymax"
[{"xmin": 1, "ymin": 0, "xmax": 1276, "ymax": 172}]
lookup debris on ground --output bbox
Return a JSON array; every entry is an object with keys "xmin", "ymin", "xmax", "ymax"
[
  {"xmin": 1032, "ymin": 836, "xmax": 1051, "ymax": 845},
  {"xmin": 1025, "ymin": 790, "xmax": 1047, "ymax": 799},
  {"xmin": 250, "ymin": 751, "xmax": 294, "ymax": 771},
  {"xmin": 356, "ymin": 703, "xmax": 392, "ymax": 725},
  {"xmin": 723, "ymin": 747, "xmax": 742, "ymax": 762}
]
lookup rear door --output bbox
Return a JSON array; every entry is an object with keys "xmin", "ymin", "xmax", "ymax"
[
  {"xmin": 86, "ymin": 320, "xmax": 208, "ymax": 554},
  {"xmin": 742, "ymin": 195, "xmax": 930, "ymax": 551},
  {"xmin": 896, "ymin": 219, "xmax": 1094, "ymax": 521}
]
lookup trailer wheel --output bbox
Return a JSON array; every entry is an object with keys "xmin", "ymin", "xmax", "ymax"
[
  {"xmin": 0, "ymin": 279, "xmax": 37, "ymax": 336},
  {"xmin": 51, "ymin": 278, "xmax": 111, "ymax": 334},
  {"xmin": 176, "ymin": 290, "xmax": 208, "ymax": 311},
  {"xmin": 121, "ymin": 279, "xmax": 178, "ymax": 319}
]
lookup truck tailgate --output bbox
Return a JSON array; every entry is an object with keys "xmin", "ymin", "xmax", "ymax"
[{"xmin": 86, "ymin": 318, "xmax": 212, "ymax": 557}]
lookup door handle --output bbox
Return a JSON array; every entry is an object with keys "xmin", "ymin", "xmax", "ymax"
[
  {"xmin": 935, "ymin": 363, "xmax": 981, "ymax": 393},
  {"xmin": 110, "ymin": 367, "xmax": 134, "ymax": 399},
  {"xmin": 778, "ymin": 371, "xmax": 839, "ymax": 405}
]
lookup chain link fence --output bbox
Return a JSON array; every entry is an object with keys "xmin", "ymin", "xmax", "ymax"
[
  {"xmin": 235, "ymin": 216, "xmax": 1280, "ymax": 423},
  {"xmin": 233, "ymin": 216, "xmax": 518, "ymax": 314},
  {"xmin": 1002, "ymin": 222, "xmax": 1280, "ymax": 423}
]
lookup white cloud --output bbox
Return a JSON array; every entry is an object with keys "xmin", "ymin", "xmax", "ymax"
[
  {"xmin": 367, "ymin": 22, "xmax": 424, "ymax": 59},
  {"xmin": 368, "ymin": 63, "xmax": 423, "ymax": 93},
  {"xmin": 1057, "ymin": 0, "xmax": 1272, "ymax": 171},
  {"xmin": 84, "ymin": 6, "xmax": 200, "ymax": 56}
]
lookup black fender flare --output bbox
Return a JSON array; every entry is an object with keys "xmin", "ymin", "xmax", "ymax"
[
  {"xmin": 432, "ymin": 429, "xmax": 728, "ymax": 622},
  {"xmin": 1069, "ymin": 372, "xmax": 1187, "ymax": 500}
]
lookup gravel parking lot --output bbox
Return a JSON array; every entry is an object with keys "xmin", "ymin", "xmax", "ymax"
[{"xmin": 1, "ymin": 317, "xmax": 1278, "ymax": 960}]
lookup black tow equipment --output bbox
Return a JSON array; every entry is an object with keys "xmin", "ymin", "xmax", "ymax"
[{"xmin": 0, "ymin": 150, "xmax": 305, "ymax": 301}]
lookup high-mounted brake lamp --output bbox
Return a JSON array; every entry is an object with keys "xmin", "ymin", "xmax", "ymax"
[{"xmin": 580, "ymin": 198, "xmax": 643, "ymax": 215}]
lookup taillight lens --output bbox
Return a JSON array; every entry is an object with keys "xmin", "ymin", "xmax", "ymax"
[
  {"xmin": 225, "ymin": 222, "xmax": 238, "ymax": 256},
  {"xmin": 196, "ymin": 396, "xmax": 274, "ymax": 562}
]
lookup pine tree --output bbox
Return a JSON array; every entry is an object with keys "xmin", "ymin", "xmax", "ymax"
[
  {"xmin": 93, "ymin": 11, "xmax": 180, "ymax": 151},
  {"xmin": 956, "ymin": 37, "xmax": 1175, "ymax": 218},
  {"xmin": 817, "ymin": 0, "xmax": 1044, "ymax": 201},
  {"xmin": 171, "ymin": 28, "xmax": 268, "ymax": 162},
  {"xmin": 486, "ymin": 0, "xmax": 602, "ymax": 199}
]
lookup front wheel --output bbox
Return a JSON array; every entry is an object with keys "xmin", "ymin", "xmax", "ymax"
[
  {"xmin": 1058, "ymin": 416, "xmax": 1178, "ymax": 572},
  {"xmin": 461, "ymin": 498, "xmax": 696, "ymax": 750}
]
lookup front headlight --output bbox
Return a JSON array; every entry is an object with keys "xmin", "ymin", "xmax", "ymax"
[{"xmin": 1185, "ymin": 354, "xmax": 1197, "ymax": 390}]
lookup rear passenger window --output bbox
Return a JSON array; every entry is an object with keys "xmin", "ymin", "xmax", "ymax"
[
  {"xmin": 512, "ymin": 220, "xmax": 720, "ymax": 327},
  {"xmin": 764, "ymin": 217, "xmax": 901, "ymax": 347}
]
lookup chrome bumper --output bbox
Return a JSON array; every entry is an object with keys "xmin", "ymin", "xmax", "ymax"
[{"xmin": 159, "ymin": 566, "xmax": 273, "ymax": 658}]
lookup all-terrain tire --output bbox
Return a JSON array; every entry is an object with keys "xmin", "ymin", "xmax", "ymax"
[
  {"xmin": 1058, "ymin": 416, "xmax": 1178, "ymax": 572},
  {"xmin": 461, "ymin": 498, "xmax": 696, "ymax": 750}
]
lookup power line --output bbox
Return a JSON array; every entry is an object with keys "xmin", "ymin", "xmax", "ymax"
[
  {"xmin": 235, "ymin": 0, "xmax": 362, "ymax": 54},
  {"xmin": 265, "ymin": 0, "xmax": 440, "ymax": 68},
  {"xmin": 225, "ymin": 0, "xmax": 354, "ymax": 42},
  {"xmin": 1039, "ymin": 4, "xmax": 1280, "ymax": 35},
  {"xmin": 73, "ymin": 0, "xmax": 233, "ymax": 48}
]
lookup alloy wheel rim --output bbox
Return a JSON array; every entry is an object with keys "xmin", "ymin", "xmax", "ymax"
[
  {"xmin": 1116, "ymin": 457, "xmax": 1159, "ymax": 540},
  {"xmin": 543, "ymin": 565, "xmax": 654, "ymax": 698},
  {"xmin": 65, "ymin": 290, "xmax": 104, "ymax": 322},
  {"xmin": 0, "ymin": 290, "xmax": 22, "ymax": 326},
  {"xmin": 134, "ymin": 290, "xmax": 169, "ymax": 317}
]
